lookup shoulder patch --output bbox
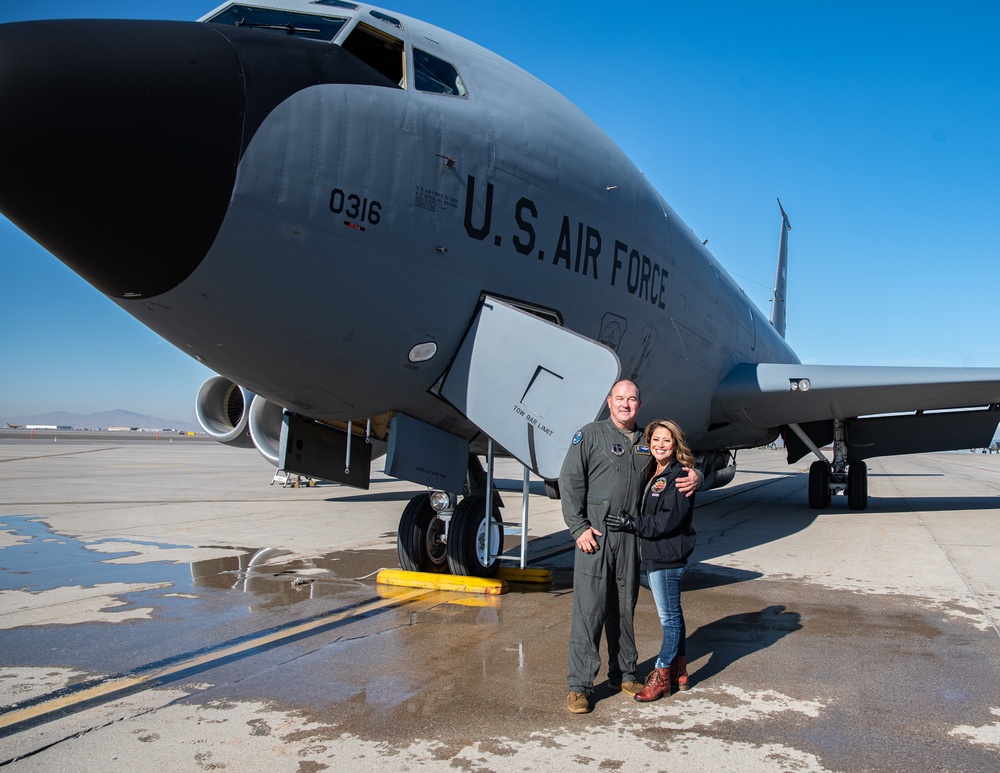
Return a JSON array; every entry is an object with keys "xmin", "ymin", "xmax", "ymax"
[{"xmin": 572, "ymin": 430, "xmax": 584, "ymax": 445}]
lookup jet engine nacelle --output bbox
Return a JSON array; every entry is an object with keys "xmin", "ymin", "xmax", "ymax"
[
  {"xmin": 195, "ymin": 375, "xmax": 255, "ymax": 449},
  {"xmin": 248, "ymin": 394, "xmax": 285, "ymax": 467}
]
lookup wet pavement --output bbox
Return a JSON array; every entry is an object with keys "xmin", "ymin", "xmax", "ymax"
[{"xmin": 1, "ymin": 438, "xmax": 1000, "ymax": 771}]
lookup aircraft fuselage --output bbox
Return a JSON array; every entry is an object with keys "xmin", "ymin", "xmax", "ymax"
[
  {"xmin": 0, "ymin": 1, "xmax": 797, "ymax": 454},
  {"xmin": 143, "ymin": 3, "xmax": 797, "ymax": 451}
]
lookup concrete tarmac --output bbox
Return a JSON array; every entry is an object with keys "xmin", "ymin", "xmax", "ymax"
[{"xmin": 1, "ymin": 436, "xmax": 999, "ymax": 771}]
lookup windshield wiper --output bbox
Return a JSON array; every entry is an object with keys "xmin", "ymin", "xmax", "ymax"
[{"xmin": 234, "ymin": 19, "xmax": 321, "ymax": 36}]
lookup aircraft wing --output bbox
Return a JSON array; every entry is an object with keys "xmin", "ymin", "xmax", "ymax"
[{"xmin": 711, "ymin": 363, "xmax": 1000, "ymax": 462}]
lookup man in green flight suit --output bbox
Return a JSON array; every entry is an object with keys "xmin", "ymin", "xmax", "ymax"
[{"xmin": 560, "ymin": 379, "xmax": 701, "ymax": 714}]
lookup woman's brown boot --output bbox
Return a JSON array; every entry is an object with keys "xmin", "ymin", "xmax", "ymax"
[
  {"xmin": 634, "ymin": 667, "xmax": 671, "ymax": 702},
  {"xmin": 669, "ymin": 655, "xmax": 689, "ymax": 691}
]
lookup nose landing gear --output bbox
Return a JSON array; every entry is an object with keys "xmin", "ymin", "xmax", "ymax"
[
  {"xmin": 395, "ymin": 490, "xmax": 504, "ymax": 578},
  {"xmin": 396, "ymin": 493, "xmax": 449, "ymax": 573}
]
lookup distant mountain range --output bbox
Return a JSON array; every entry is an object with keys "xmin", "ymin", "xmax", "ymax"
[{"xmin": 3, "ymin": 409, "xmax": 200, "ymax": 434}]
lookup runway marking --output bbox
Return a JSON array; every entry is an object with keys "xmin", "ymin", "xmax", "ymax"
[
  {"xmin": 0, "ymin": 447, "xmax": 117, "ymax": 463},
  {"xmin": 0, "ymin": 587, "xmax": 436, "ymax": 736},
  {"xmin": 108, "ymin": 463, "xmax": 190, "ymax": 468}
]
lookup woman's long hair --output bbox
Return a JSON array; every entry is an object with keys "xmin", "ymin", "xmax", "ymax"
[{"xmin": 644, "ymin": 418, "xmax": 696, "ymax": 468}]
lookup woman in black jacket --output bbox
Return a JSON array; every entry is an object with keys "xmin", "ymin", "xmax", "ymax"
[{"xmin": 607, "ymin": 418, "xmax": 696, "ymax": 702}]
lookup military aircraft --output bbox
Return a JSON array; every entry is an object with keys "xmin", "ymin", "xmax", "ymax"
[{"xmin": 1, "ymin": 1, "xmax": 998, "ymax": 577}]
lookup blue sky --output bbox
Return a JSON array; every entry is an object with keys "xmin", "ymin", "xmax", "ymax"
[{"xmin": 2, "ymin": 1, "xmax": 998, "ymax": 426}]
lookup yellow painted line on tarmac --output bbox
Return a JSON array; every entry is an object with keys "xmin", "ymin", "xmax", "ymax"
[
  {"xmin": 376, "ymin": 569, "xmax": 508, "ymax": 595},
  {"xmin": 0, "ymin": 675, "xmax": 149, "ymax": 728},
  {"xmin": 0, "ymin": 588, "xmax": 432, "ymax": 732}
]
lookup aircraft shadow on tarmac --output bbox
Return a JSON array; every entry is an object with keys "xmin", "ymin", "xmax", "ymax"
[
  {"xmin": 868, "ymin": 473, "xmax": 943, "ymax": 477},
  {"xmin": 324, "ymin": 490, "xmax": 427, "ymax": 503},
  {"xmin": 862, "ymin": 495, "xmax": 1000, "ymax": 513},
  {"xmin": 686, "ymin": 476, "xmax": 816, "ymax": 568}
]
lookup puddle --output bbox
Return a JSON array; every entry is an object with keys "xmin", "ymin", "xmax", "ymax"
[
  {"xmin": 0, "ymin": 516, "xmax": 403, "ymax": 628},
  {"xmin": 0, "ymin": 517, "xmax": 191, "ymax": 591},
  {"xmin": 0, "ymin": 516, "xmax": 406, "ymax": 679},
  {"xmin": 3, "ymin": 514, "xmax": 392, "ymax": 582}
]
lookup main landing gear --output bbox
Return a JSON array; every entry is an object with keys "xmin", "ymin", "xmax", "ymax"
[
  {"xmin": 807, "ymin": 459, "xmax": 868, "ymax": 510},
  {"xmin": 800, "ymin": 419, "xmax": 869, "ymax": 510},
  {"xmin": 395, "ymin": 457, "xmax": 503, "ymax": 578}
]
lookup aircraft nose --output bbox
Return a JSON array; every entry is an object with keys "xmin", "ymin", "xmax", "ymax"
[{"xmin": 0, "ymin": 19, "xmax": 246, "ymax": 299}]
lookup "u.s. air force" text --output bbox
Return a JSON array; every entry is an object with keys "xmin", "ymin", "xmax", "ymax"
[{"xmin": 462, "ymin": 175, "xmax": 667, "ymax": 310}]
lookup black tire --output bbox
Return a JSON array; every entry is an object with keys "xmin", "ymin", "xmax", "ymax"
[
  {"xmin": 848, "ymin": 461, "xmax": 869, "ymax": 511},
  {"xmin": 397, "ymin": 493, "xmax": 448, "ymax": 573},
  {"xmin": 544, "ymin": 479, "xmax": 560, "ymax": 500},
  {"xmin": 446, "ymin": 495, "xmax": 502, "ymax": 577},
  {"xmin": 808, "ymin": 460, "xmax": 831, "ymax": 509}
]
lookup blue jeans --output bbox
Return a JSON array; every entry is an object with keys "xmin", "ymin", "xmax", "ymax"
[{"xmin": 646, "ymin": 566, "xmax": 686, "ymax": 669}]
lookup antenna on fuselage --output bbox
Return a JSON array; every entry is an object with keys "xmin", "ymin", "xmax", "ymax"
[{"xmin": 770, "ymin": 198, "xmax": 791, "ymax": 339}]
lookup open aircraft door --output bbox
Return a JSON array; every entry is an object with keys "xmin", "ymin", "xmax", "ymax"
[{"xmin": 440, "ymin": 296, "xmax": 621, "ymax": 480}]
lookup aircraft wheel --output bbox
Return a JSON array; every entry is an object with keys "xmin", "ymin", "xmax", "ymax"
[
  {"xmin": 446, "ymin": 495, "xmax": 502, "ymax": 577},
  {"xmin": 808, "ymin": 461, "xmax": 832, "ymax": 509},
  {"xmin": 848, "ymin": 461, "xmax": 869, "ymax": 511},
  {"xmin": 397, "ymin": 494, "xmax": 449, "ymax": 573},
  {"xmin": 544, "ymin": 479, "xmax": 560, "ymax": 500}
]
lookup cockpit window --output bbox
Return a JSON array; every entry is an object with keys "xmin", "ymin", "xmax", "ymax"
[
  {"xmin": 311, "ymin": 0, "xmax": 358, "ymax": 9},
  {"xmin": 207, "ymin": 5, "xmax": 347, "ymax": 41},
  {"xmin": 342, "ymin": 23, "xmax": 404, "ymax": 85},
  {"xmin": 414, "ymin": 49, "xmax": 467, "ymax": 96},
  {"xmin": 369, "ymin": 11, "xmax": 402, "ymax": 29}
]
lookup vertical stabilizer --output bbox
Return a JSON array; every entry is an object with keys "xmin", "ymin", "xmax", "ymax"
[{"xmin": 771, "ymin": 198, "xmax": 791, "ymax": 339}]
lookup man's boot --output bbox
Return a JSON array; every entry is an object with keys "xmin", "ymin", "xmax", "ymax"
[
  {"xmin": 566, "ymin": 691, "xmax": 591, "ymax": 714},
  {"xmin": 634, "ymin": 667, "xmax": 670, "ymax": 702},
  {"xmin": 669, "ymin": 655, "xmax": 689, "ymax": 691}
]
